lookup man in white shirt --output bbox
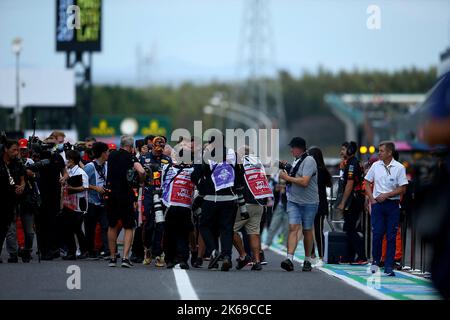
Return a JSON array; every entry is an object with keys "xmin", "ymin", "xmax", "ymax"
[{"xmin": 365, "ymin": 141, "xmax": 408, "ymax": 276}]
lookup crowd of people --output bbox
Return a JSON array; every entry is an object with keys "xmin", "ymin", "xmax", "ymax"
[{"xmin": 0, "ymin": 130, "xmax": 409, "ymax": 276}]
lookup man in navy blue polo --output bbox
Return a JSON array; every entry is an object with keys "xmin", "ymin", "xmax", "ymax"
[{"xmin": 365, "ymin": 141, "xmax": 408, "ymax": 276}]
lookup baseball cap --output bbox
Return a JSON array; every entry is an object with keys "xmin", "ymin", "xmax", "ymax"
[
  {"xmin": 19, "ymin": 138, "xmax": 28, "ymax": 149},
  {"xmin": 288, "ymin": 137, "xmax": 306, "ymax": 149}
]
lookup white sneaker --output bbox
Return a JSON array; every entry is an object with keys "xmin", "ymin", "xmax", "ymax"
[
  {"xmin": 370, "ymin": 264, "xmax": 379, "ymax": 274},
  {"xmin": 313, "ymin": 258, "xmax": 324, "ymax": 267},
  {"xmin": 261, "ymin": 244, "xmax": 269, "ymax": 251}
]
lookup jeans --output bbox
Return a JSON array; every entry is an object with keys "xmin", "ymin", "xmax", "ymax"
[
  {"xmin": 287, "ymin": 201, "xmax": 318, "ymax": 230},
  {"xmin": 199, "ymin": 200, "xmax": 237, "ymax": 258},
  {"xmin": 371, "ymin": 200, "xmax": 400, "ymax": 272}
]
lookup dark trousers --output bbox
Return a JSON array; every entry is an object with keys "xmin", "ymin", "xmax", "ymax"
[
  {"xmin": 132, "ymin": 226, "xmax": 144, "ymax": 258},
  {"xmin": 0, "ymin": 208, "xmax": 14, "ymax": 257},
  {"xmin": 62, "ymin": 207, "xmax": 87, "ymax": 255},
  {"xmin": 84, "ymin": 203, "xmax": 109, "ymax": 255},
  {"xmin": 163, "ymin": 206, "xmax": 191, "ymax": 264},
  {"xmin": 313, "ymin": 214, "xmax": 325, "ymax": 258},
  {"xmin": 35, "ymin": 200, "xmax": 60, "ymax": 256},
  {"xmin": 371, "ymin": 200, "xmax": 400, "ymax": 272},
  {"xmin": 343, "ymin": 195, "xmax": 367, "ymax": 261},
  {"xmin": 199, "ymin": 200, "xmax": 237, "ymax": 258},
  {"xmin": 142, "ymin": 191, "xmax": 164, "ymax": 257}
]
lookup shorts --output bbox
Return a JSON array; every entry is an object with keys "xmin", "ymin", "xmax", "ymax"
[
  {"xmin": 287, "ymin": 201, "xmax": 318, "ymax": 230},
  {"xmin": 234, "ymin": 203, "xmax": 264, "ymax": 235},
  {"xmin": 106, "ymin": 195, "xmax": 136, "ymax": 229}
]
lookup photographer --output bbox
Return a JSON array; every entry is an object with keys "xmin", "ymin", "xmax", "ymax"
[
  {"xmin": 83, "ymin": 142, "xmax": 110, "ymax": 259},
  {"xmin": 161, "ymin": 140, "xmax": 195, "ymax": 269},
  {"xmin": 233, "ymin": 146, "xmax": 273, "ymax": 271},
  {"xmin": 61, "ymin": 150, "xmax": 89, "ymax": 260},
  {"xmin": 35, "ymin": 137, "xmax": 68, "ymax": 260},
  {"xmin": 279, "ymin": 137, "xmax": 319, "ymax": 272},
  {"xmin": 140, "ymin": 136, "xmax": 172, "ymax": 268},
  {"xmin": 8, "ymin": 139, "xmax": 40, "ymax": 263},
  {"xmin": 106, "ymin": 135, "xmax": 145, "ymax": 268},
  {"xmin": 0, "ymin": 139, "xmax": 25, "ymax": 262}
]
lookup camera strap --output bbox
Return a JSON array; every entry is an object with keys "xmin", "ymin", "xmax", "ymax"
[
  {"xmin": 289, "ymin": 153, "xmax": 308, "ymax": 178},
  {"xmin": 93, "ymin": 161, "xmax": 106, "ymax": 182}
]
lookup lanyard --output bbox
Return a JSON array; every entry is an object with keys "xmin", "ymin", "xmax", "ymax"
[{"xmin": 383, "ymin": 164, "xmax": 392, "ymax": 176}]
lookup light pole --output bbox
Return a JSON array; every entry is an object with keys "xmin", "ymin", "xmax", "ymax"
[{"xmin": 12, "ymin": 37, "xmax": 22, "ymax": 132}]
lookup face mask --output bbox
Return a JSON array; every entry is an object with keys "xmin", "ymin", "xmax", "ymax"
[
  {"xmin": 56, "ymin": 143, "xmax": 64, "ymax": 152},
  {"xmin": 80, "ymin": 151, "xmax": 85, "ymax": 158}
]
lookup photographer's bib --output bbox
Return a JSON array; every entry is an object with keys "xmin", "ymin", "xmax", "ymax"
[
  {"xmin": 162, "ymin": 166, "xmax": 195, "ymax": 208},
  {"xmin": 243, "ymin": 155, "xmax": 273, "ymax": 199},
  {"xmin": 209, "ymin": 150, "xmax": 236, "ymax": 192}
]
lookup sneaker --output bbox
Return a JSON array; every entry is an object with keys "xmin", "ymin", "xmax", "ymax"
[
  {"xmin": 221, "ymin": 256, "xmax": 232, "ymax": 271},
  {"xmin": 370, "ymin": 264, "xmax": 379, "ymax": 274},
  {"xmin": 21, "ymin": 250, "xmax": 31, "ymax": 263},
  {"xmin": 190, "ymin": 251, "xmax": 198, "ymax": 267},
  {"xmin": 281, "ymin": 259, "xmax": 294, "ymax": 272},
  {"xmin": 87, "ymin": 252, "xmax": 100, "ymax": 260},
  {"xmin": 62, "ymin": 254, "xmax": 76, "ymax": 261},
  {"xmin": 77, "ymin": 251, "xmax": 89, "ymax": 260},
  {"xmin": 394, "ymin": 261, "xmax": 402, "ymax": 270},
  {"xmin": 313, "ymin": 258, "xmax": 324, "ymax": 268},
  {"xmin": 236, "ymin": 255, "xmax": 252, "ymax": 270},
  {"xmin": 208, "ymin": 249, "xmax": 221, "ymax": 270},
  {"xmin": 350, "ymin": 259, "xmax": 369, "ymax": 266},
  {"xmin": 8, "ymin": 255, "xmax": 19, "ymax": 263},
  {"xmin": 302, "ymin": 260, "xmax": 313, "ymax": 272},
  {"xmin": 155, "ymin": 255, "xmax": 166, "ymax": 268},
  {"xmin": 99, "ymin": 251, "xmax": 110, "ymax": 260},
  {"xmin": 251, "ymin": 262, "xmax": 262, "ymax": 271},
  {"xmin": 143, "ymin": 257, "xmax": 152, "ymax": 265},
  {"xmin": 121, "ymin": 258, "xmax": 134, "ymax": 268},
  {"xmin": 166, "ymin": 261, "xmax": 176, "ymax": 269},
  {"xmin": 130, "ymin": 255, "xmax": 143, "ymax": 264},
  {"xmin": 384, "ymin": 270, "xmax": 396, "ymax": 277},
  {"xmin": 108, "ymin": 258, "xmax": 117, "ymax": 267},
  {"xmin": 179, "ymin": 262, "xmax": 190, "ymax": 270},
  {"xmin": 193, "ymin": 257, "xmax": 203, "ymax": 268}
]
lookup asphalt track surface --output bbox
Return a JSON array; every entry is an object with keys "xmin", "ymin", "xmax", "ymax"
[{"xmin": 0, "ymin": 249, "xmax": 374, "ymax": 300}]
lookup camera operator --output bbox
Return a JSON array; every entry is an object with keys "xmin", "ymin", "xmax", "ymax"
[
  {"xmin": 35, "ymin": 137, "xmax": 68, "ymax": 260},
  {"xmin": 106, "ymin": 135, "xmax": 145, "ymax": 268},
  {"xmin": 0, "ymin": 139, "xmax": 25, "ymax": 263},
  {"xmin": 83, "ymin": 142, "xmax": 110, "ymax": 259},
  {"xmin": 6, "ymin": 139, "xmax": 41, "ymax": 263},
  {"xmin": 140, "ymin": 136, "xmax": 172, "ymax": 267}
]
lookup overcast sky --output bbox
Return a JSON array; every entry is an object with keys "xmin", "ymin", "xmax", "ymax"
[{"xmin": 0, "ymin": 0, "xmax": 449, "ymax": 85}]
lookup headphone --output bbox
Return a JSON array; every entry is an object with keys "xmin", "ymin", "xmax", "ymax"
[{"xmin": 346, "ymin": 141, "xmax": 357, "ymax": 156}]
